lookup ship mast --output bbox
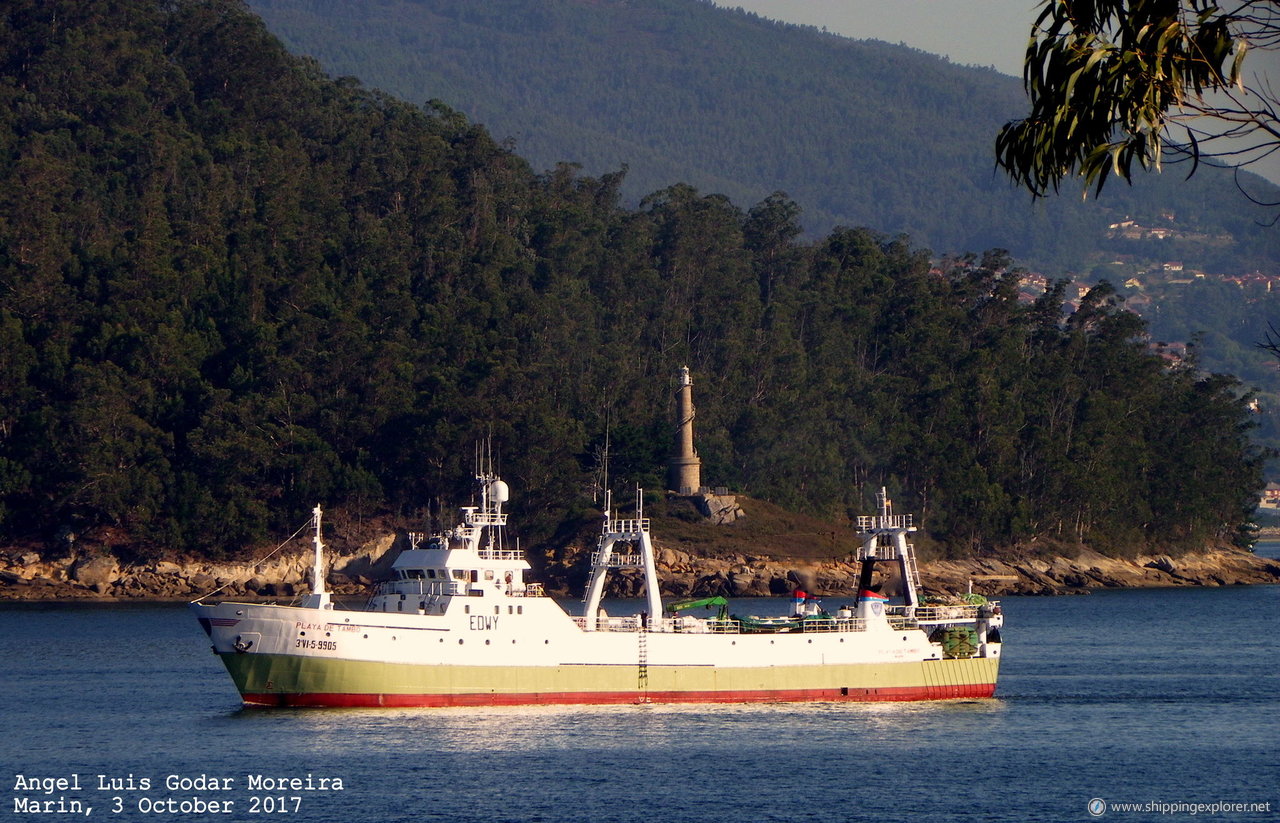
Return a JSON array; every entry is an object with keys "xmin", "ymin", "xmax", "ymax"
[
  {"xmin": 854, "ymin": 488, "xmax": 920, "ymax": 617},
  {"xmin": 583, "ymin": 486, "xmax": 662, "ymax": 630},
  {"xmin": 300, "ymin": 505, "xmax": 332, "ymax": 610}
]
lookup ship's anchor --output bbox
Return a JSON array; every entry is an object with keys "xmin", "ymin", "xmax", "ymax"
[{"xmin": 233, "ymin": 637, "xmax": 254, "ymax": 653}]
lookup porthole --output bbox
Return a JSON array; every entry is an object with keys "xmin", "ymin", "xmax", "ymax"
[
  {"xmin": 300, "ymin": 631, "xmax": 306, "ymax": 636},
  {"xmin": 485, "ymin": 639, "xmax": 490, "ymax": 645},
  {"xmin": 458, "ymin": 639, "xmax": 464, "ymax": 645}
]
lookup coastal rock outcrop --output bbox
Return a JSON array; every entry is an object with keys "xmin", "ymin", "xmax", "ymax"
[
  {"xmin": 0, "ymin": 532, "xmax": 408, "ymax": 601},
  {"xmin": 694, "ymin": 493, "xmax": 745, "ymax": 525},
  {"xmin": 540, "ymin": 544, "xmax": 1280, "ymax": 598},
  {"xmin": 1, "ymin": 534, "xmax": 1278, "ymax": 601},
  {"xmin": 70, "ymin": 555, "xmax": 119, "ymax": 594}
]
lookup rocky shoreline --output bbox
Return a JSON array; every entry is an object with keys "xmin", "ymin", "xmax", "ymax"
[{"xmin": 2, "ymin": 531, "xmax": 1278, "ymax": 602}]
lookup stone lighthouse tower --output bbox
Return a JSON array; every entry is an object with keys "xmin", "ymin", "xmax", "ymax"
[{"xmin": 668, "ymin": 365, "xmax": 702, "ymax": 495}]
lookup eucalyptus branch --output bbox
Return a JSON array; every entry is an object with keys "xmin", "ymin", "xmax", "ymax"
[{"xmin": 998, "ymin": 0, "xmax": 1280, "ymax": 198}]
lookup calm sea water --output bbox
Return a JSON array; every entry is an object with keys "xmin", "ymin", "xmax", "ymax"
[{"xmin": 2, "ymin": 546, "xmax": 1277, "ymax": 823}]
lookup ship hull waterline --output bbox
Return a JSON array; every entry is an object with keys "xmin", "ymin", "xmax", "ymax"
[{"xmin": 218, "ymin": 651, "xmax": 999, "ymax": 708}]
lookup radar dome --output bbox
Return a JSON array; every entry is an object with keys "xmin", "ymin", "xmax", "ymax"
[{"xmin": 489, "ymin": 479, "xmax": 510, "ymax": 504}]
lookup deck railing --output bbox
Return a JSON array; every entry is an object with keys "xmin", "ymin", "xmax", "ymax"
[
  {"xmin": 405, "ymin": 531, "xmax": 523, "ymax": 561},
  {"xmin": 374, "ymin": 580, "xmax": 547, "ymax": 597},
  {"xmin": 885, "ymin": 604, "xmax": 988, "ymax": 622},
  {"xmin": 590, "ymin": 551, "xmax": 644, "ymax": 567},
  {"xmin": 855, "ymin": 513, "xmax": 914, "ymax": 531},
  {"xmin": 477, "ymin": 547, "xmax": 525, "ymax": 561},
  {"xmin": 603, "ymin": 518, "xmax": 650, "ymax": 535},
  {"xmin": 569, "ymin": 615, "xmax": 873, "ymax": 635}
]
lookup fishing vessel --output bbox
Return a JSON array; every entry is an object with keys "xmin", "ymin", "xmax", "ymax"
[{"xmin": 191, "ymin": 476, "xmax": 1003, "ymax": 707}]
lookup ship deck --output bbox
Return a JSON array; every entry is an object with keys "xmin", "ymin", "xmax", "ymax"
[{"xmin": 577, "ymin": 603, "xmax": 990, "ymax": 635}]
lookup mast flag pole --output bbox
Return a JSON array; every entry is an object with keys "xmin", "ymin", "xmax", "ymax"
[{"xmin": 302, "ymin": 505, "xmax": 332, "ymax": 610}]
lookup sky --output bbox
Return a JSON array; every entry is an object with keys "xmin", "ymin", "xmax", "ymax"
[{"xmin": 712, "ymin": 0, "xmax": 1280, "ymax": 186}]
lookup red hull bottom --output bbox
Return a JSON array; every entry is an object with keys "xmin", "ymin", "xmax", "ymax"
[{"xmin": 241, "ymin": 683, "xmax": 997, "ymax": 708}]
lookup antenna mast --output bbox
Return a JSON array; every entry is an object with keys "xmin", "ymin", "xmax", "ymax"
[{"xmin": 301, "ymin": 505, "xmax": 332, "ymax": 610}]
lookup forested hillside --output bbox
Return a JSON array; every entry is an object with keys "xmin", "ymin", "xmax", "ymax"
[
  {"xmin": 246, "ymin": 0, "xmax": 1279, "ymax": 274},
  {"xmin": 0, "ymin": 0, "xmax": 1266, "ymax": 561},
  {"xmin": 1141, "ymin": 279, "xmax": 1280, "ymax": 463}
]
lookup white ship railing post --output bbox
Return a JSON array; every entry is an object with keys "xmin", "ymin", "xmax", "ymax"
[
  {"xmin": 582, "ymin": 533, "xmax": 612, "ymax": 632},
  {"xmin": 638, "ymin": 535, "xmax": 662, "ymax": 628},
  {"xmin": 633, "ymin": 485, "xmax": 662, "ymax": 628},
  {"xmin": 582, "ymin": 490, "xmax": 614, "ymax": 631}
]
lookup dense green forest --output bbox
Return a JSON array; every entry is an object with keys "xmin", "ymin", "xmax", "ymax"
[
  {"xmin": 1139, "ymin": 280, "xmax": 1280, "ymax": 465},
  {"xmin": 245, "ymin": 0, "xmax": 1280, "ymax": 274},
  {"xmin": 0, "ymin": 0, "xmax": 1266, "ymax": 561}
]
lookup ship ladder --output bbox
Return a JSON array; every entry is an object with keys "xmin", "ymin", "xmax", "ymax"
[
  {"xmin": 636, "ymin": 628, "xmax": 650, "ymax": 703},
  {"xmin": 902, "ymin": 540, "xmax": 923, "ymax": 597}
]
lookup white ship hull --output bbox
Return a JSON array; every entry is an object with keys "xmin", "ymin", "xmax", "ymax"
[{"xmin": 192, "ymin": 596, "xmax": 1000, "ymax": 707}]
